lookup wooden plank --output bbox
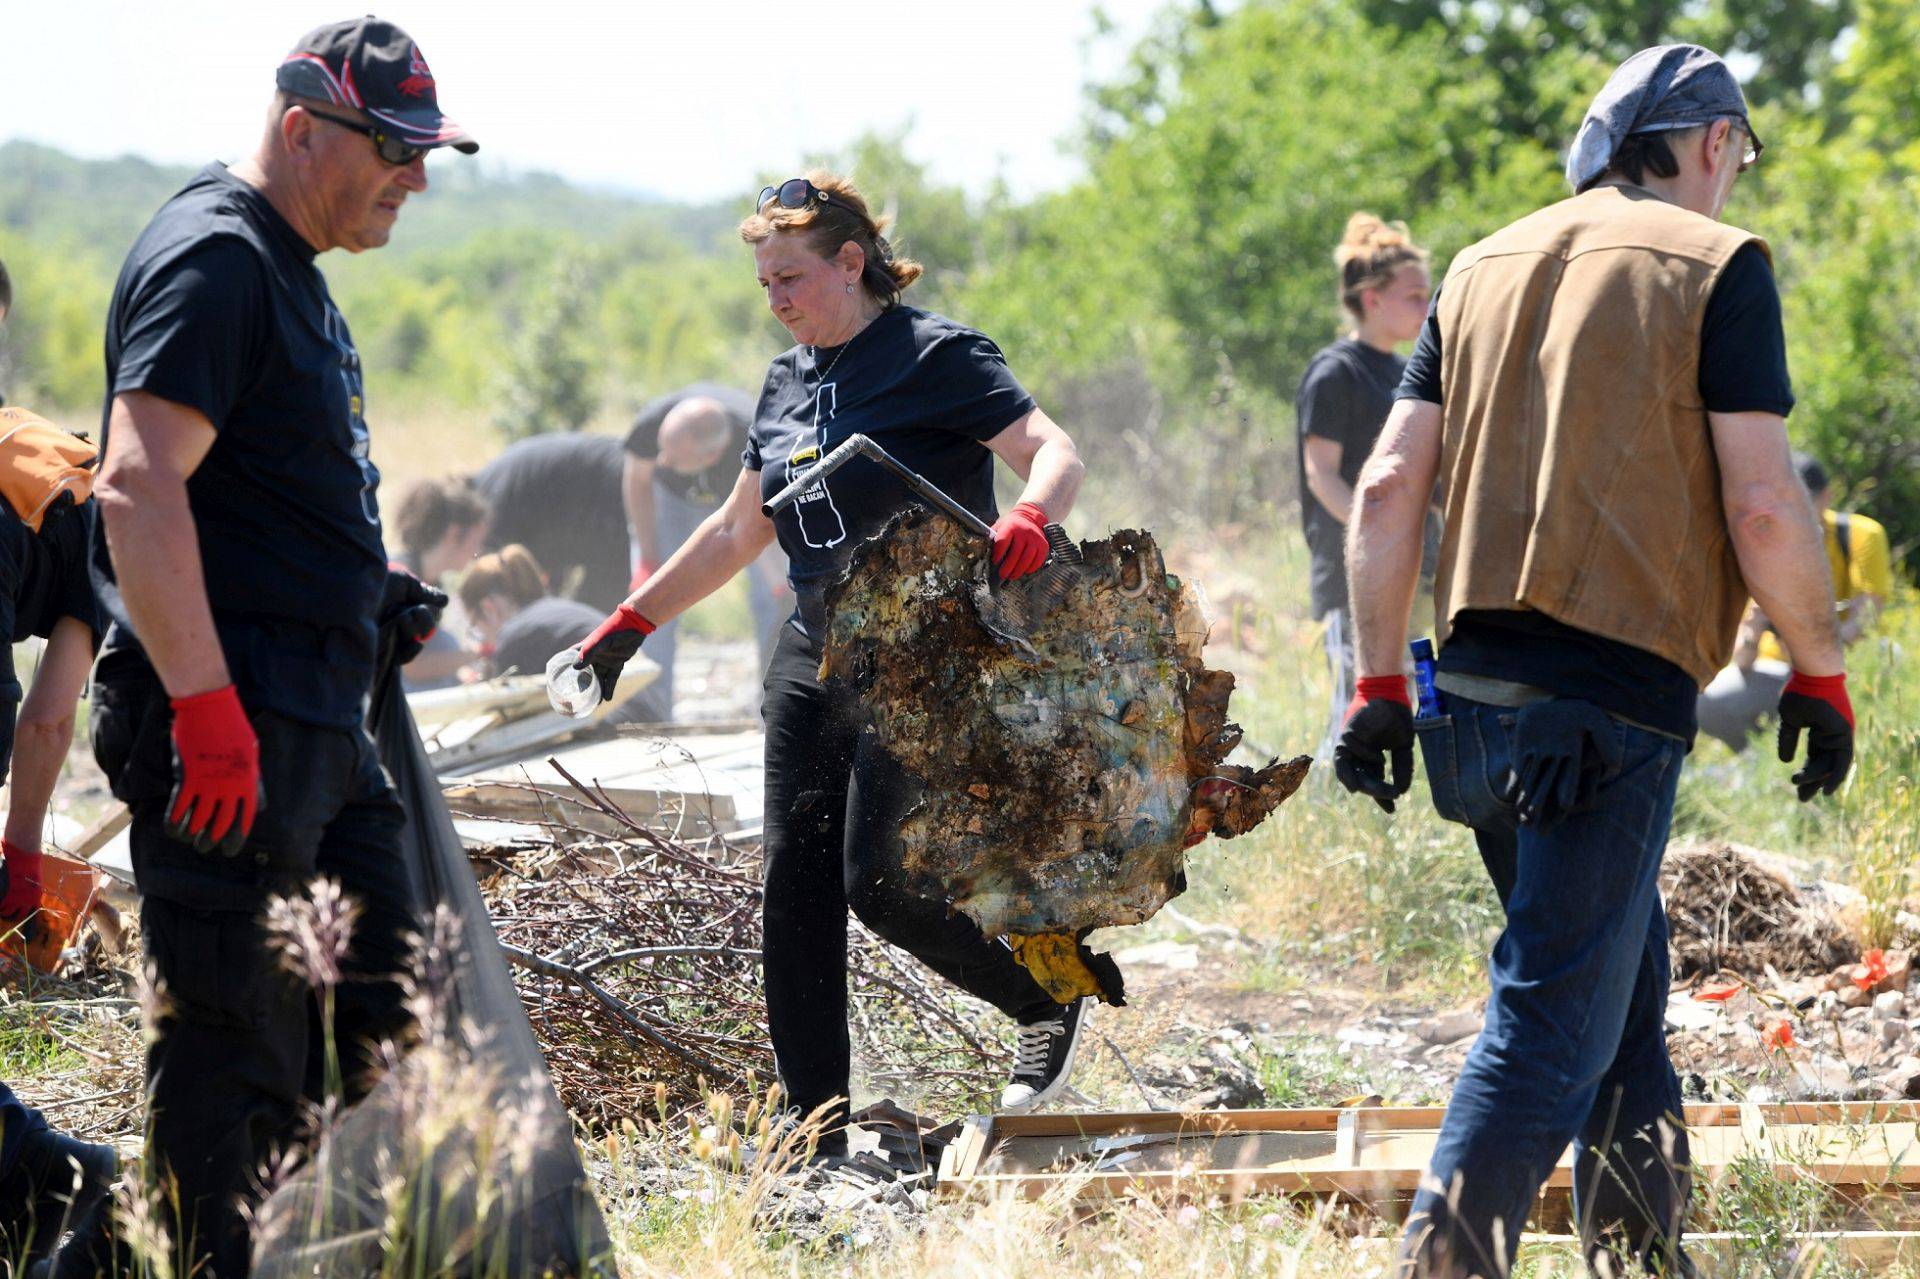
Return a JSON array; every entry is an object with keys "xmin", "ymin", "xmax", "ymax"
[
  {"xmin": 941, "ymin": 1102, "xmax": 1920, "ymax": 1201},
  {"xmin": 440, "ymin": 781, "xmax": 737, "ymax": 841},
  {"xmin": 65, "ymin": 805, "xmax": 132, "ymax": 861},
  {"xmin": 1526, "ymin": 1231, "xmax": 1920, "ymax": 1268}
]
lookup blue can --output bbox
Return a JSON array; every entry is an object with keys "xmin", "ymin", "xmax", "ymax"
[{"xmin": 1410, "ymin": 637, "xmax": 1443, "ymax": 718}]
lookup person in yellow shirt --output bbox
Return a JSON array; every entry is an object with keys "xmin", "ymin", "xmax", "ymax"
[{"xmin": 1698, "ymin": 452, "xmax": 1891, "ymax": 749}]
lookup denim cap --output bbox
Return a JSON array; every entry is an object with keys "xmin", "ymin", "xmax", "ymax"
[{"xmin": 1566, "ymin": 44, "xmax": 1752, "ymax": 192}]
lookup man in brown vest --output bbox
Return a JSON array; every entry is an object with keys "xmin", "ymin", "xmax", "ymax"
[{"xmin": 1337, "ymin": 46, "xmax": 1855, "ymax": 1277}]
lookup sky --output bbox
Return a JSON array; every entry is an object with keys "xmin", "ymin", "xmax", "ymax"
[{"xmin": 1, "ymin": 0, "xmax": 1171, "ymax": 203}]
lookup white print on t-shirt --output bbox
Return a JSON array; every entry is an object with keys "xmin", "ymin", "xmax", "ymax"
[
  {"xmin": 786, "ymin": 381, "xmax": 848, "ymax": 549},
  {"xmin": 323, "ymin": 299, "xmax": 380, "ymax": 527}
]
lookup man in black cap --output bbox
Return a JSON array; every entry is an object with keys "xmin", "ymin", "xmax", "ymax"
[
  {"xmin": 53, "ymin": 18, "xmax": 469, "ymax": 1277},
  {"xmin": 1339, "ymin": 44, "xmax": 1852, "ymax": 1277}
]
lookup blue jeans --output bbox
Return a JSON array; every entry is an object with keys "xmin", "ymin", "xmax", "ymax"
[{"xmin": 1402, "ymin": 695, "xmax": 1692, "ymax": 1278}]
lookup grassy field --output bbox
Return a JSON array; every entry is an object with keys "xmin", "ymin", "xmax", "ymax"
[{"xmin": 5, "ymin": 413, "xmax": 1917, "ymax": 1276}]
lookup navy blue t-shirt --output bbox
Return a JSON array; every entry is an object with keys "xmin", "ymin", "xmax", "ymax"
[
  {"xmin": 746, "ymin": 306, "xmax": 1035, "ymax": 627},
  {"xmin": 1395, "ymin": 240, "xmax": 1794, "ymax": 742},
  {"xmin": 94, "ymin": 163, "xmax": 387, "ymax": 729}
]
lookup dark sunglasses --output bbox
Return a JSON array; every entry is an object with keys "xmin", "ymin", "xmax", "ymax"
[
  {"xmin": 756, "ymin": 177, "xmax": 831, "ymax": 212},
  {"xmin": 1734, "ymin": 117, "xmax": 1764, "ymax": 171},
  {"xmin": 302, "ymin": 105, "xmax": 429, "ymax": 167}
]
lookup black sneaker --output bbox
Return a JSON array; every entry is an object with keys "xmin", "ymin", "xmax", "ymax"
[
  {"xmin": 1000, "ymin": 998, "xmax": 1089, "ymax": 1113},
  {"xmin": 753, "ymin": 1104, "xmax": 850, "ymax": 1166}
]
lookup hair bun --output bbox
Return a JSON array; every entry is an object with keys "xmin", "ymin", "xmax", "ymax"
[{"xmin": 1336, "ymin": 212, "xmax": 1414, "ymax": 267}]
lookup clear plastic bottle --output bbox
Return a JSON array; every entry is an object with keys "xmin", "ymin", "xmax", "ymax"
[{"xmin": 546, "ymin": 647, "xmax": 601, "ymax": 718}]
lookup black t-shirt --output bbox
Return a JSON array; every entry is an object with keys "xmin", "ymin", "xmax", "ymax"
[
  {"xmin": 1295, "ymin": 338, "xmax": 1406, "ymax": 619},
  {"xmin": 492, "ymin": 595, "xmax": 606, "ymax": 678},
  {"xmin": 1397, "ymin": 243, "xmax": 1793, "ymax": 413},
  {"xmin": 746, "ymin": 306, "xmax": 1035, "ymax": 625},
  {"xmin": 2, "ymin": 503, "xmax": 101, "ymax": 645},
  {"xmin": 94, "ymin": 163, "xmax": 387, "ymax": 729},
  {"xmin": 0, "ymin": 502, "xmax": 102, "ymax": 708},
  {"xmin": 622, "ymin": 382, "xmax": 754, "ymax": 507},
  {"xmin": 474, "ymin": 433, "xmax": 630, "ymax": 613},
  {"xmin": 1395, "ymin": 240, "xmax": 1794, "ymax": 743}
]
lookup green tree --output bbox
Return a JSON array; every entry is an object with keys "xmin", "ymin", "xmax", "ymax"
[
  {"xmin": 1355, "ymin": 0, "xmax": 1852, "ymax": 131},
  {"xmin": 493, "ymin": 252, "xmax": 606, "ymax": 437}
]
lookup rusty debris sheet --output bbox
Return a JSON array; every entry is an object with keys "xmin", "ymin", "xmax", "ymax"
[{"xmin": 821, "ymin": 512, "xmax": 1310, "ymax": 1004}]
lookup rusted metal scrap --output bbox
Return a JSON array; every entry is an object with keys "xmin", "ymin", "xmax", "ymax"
[{"xmin": 821, "ymin": 511, "xmax": 1311, "ymax": 1005}]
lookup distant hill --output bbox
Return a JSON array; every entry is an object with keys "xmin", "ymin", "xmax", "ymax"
[{"xmin": 0, "ymin": 138, "xmax": 742, "ymax": 267}]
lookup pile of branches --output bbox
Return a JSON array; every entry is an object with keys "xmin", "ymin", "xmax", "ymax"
[
  {"xmin": 476, "ymin": 775, "xmax": 1002, "ymax": 1127},
  {"xmin": 1662, "ymin": 839, "xmax": 1859, "ymax": 981}
]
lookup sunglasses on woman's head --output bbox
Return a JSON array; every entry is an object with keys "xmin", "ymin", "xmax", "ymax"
[
  {"xmin": 302, "ymin": 105, "xmax": 430, "ymax": 167},
  {"xmin": 757, "ymin": 177, "xmax": 831, "ymax": 211}
]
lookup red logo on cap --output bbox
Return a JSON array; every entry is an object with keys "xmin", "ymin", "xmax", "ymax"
[{"xmin": 398, "ymin": 45, "xmax": 436, "ymax": 98}]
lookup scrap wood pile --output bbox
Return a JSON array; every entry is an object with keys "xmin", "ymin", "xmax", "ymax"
[
  {"xmin": 470, "ymin": 778, "xmax": 1001, "ymax": 1127},
  {"xmin": 1662, "ymin": 838, "xmax": 1859, "ymax": 980}
]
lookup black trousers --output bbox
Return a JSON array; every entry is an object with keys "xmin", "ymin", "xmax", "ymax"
[
  {"xmin": 760, "ymin": 623, "xmax": 1053, "ymax": 1128},
  {"xmin": 88, "ymin": 671, "xmax": 414, "ymax": 1279}
]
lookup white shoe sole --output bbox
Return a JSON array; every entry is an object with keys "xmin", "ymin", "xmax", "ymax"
[{"xmin": 999, "ymin": 1003, "xmax": 1090, "ymax": 1113}]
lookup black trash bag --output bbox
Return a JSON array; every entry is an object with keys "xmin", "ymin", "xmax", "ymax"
[{"xmin": 250, "ymin": 645, "xmax": 612, "ymax": 1277}]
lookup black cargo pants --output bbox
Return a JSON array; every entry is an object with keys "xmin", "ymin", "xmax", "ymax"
[
  {"xmin": 760, "ymin": 621, "xmax": 1055, "ymax": 1137},
  {"xmin": 88, "ymin": 668, "xmax": 415, "ymax": 1279}
]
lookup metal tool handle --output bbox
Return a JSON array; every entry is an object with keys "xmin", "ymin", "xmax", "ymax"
[{"xmin": 762, "ymin": 432, "xmax": 995, "ymax": 541}]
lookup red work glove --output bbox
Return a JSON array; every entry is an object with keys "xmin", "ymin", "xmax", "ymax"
[
  {"xmin": 629, "ymin": 559, "xmax": 657, "ymax": 594},
  {"xmin": 168, "ymin": 685, "xmax": 263, "ymax": 857},
  {"xmin": 0, "ymin": 839, "xmax": 44, "ymax": 922},
  {"xmin": 1778, "ymin": 670, "xmax": 1854, "ymax": 802},
  {"xmin": 991, "ymin": 501, "xmax": 1050, "ymax": 581},
  {"xmin": 1334, "ymin": 676, "xmax": 1415, "ymax": 813},
  {"xmin": 575, "ymin": 603, "xmax": 656, "ymax": 701}
]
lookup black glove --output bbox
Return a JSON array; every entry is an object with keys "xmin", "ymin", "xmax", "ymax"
[
  {"xmin": 1777, "ymin": 672, "xmax": 1854, "ymax": 801},
  {"xmin": 379, "ymin": 567, "xmax": 449, "ymax": 667},
  {"xmin": 1500, "ymin": 700, "xmax": 1624, "ymax": 831},
  {"xmin": 576, "ymin": 604, "xmax": 655, "ymax": 701},
  {"xmin": 1335, "ymin": 681, "xmax": 1415, "ymax": 813}
]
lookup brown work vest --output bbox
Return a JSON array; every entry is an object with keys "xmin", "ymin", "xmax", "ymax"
[{"xmin": 1433, "ymin": 184, "xmax": 1767, "ymax": 687}]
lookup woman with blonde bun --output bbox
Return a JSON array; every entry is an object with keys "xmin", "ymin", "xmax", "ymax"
[
  {"xmin": 459, "ymin": 545, "xmax": 604, "ymax": 681},
  {"xmin": 1296, "ymin": 213, "xmax": 1432, "ymax": 755}
]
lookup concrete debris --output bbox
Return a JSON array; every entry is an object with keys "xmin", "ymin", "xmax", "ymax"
[
  {"xmin": 1111, "ymin": 940, "xmax": 1203, "ymax": 971},
  {"xmin": 821, "ymin": 511, "xmax": 1310, "ymax": 1002},
  {"xmin": 1413, "ymin": 1007, "xmax": 1483, "ymax": 1046}
]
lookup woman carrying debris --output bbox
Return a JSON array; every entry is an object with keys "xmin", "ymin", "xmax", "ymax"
[{"xmin": 554, "ymin": 171, "xmax": 1088, "ymax": 1157}]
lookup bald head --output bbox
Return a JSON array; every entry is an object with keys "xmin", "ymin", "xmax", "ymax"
[{"xmin": 656, "ymin": 397, "xmax": 734, "ymax": 474}]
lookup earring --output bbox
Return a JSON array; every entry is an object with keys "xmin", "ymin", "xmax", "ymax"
[{"xmin": 846, "ymin": 282, "xmax": 855, "ymax": 294}]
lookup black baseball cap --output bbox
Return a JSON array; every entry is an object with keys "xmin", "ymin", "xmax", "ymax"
[{"xmin": 276, "ymin": 16, "xmax": 477, "ymax": 155}]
